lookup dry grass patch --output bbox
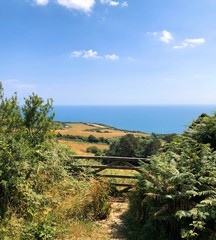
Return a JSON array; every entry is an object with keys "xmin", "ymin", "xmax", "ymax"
[
  {"xmin": 68, "ymin": 220, "xmax": 109, "ymax": 240},
  {"xmin": 56, "ymin": 123, "xmax": 148, "ymax": 139},
  {"xmin": 43, "ymin": 178, "xmax": 111, "ymax": 239},
  {"xmin": 100, "ymin": 169, "xmax": 140, "ymax": 190},
  {"xmin": 58, "ymin": 139, "xmax": 109, "ymax": 155}
]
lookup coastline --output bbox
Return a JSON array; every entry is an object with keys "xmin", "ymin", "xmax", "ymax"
[{"xmin": 53, "ymin": 105, "xmax": 216, "ymax": 134}]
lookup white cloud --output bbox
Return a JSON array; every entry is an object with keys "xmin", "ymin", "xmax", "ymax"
[
  {"xmin": 32, "ymin": 0, "xmax": 127, "ymax": 11},
  {"xmin": 110, "ymin": 1, "xmax": 119, "ymax": 6},
  {"xmin": 147, "ymin": 30, "xmax": 173, "ymax": 44},
  {"xmin": 159, "ymin": 30, "xmax": 173, "ymax": 44},
  {"xmin": 70, "ymin": 49, "xmax": 100, "ymax": 59},
  {"xmin": 34, "ymin": 0, "xmax": 49, "ymax": 5},
  {"xmin": 173, "ymin": 43, "xmax": 187, "ymax": 49},
  {"xmin": 56, "ymin": 0, "xmax": 95, "ymax": 12},
  {"xmin": 122, "ymin": 1, "xmax": 128, "ymax": 7},
  {"xmin": 70, "ymin": 49, "xmax": 119, "ymax": 60},
  {"xmin": 105, "ymin": 54, "xmax": 119, "ymax": 61},
  {"xmin": 174, "ymin": 38, "xmax": 206, "ymax": 49},
  {"xmin": 70, "ymin": 50, "xmax": 83, "ymax": 58},
  {"xmin": 83, "ymin": 49, "xmax": 100, "ymax": 59},
  {"xmin": 186, "ymin": 38, "xmax": 206, "ymax": 44},
  {"xmin": 100, "ymin": 0, "xmax": 128, "ymax": 7}
]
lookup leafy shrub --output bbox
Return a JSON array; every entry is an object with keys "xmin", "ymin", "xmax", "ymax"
[
  {"xmin": 106, "ymin": 134, "xmax": 138, "ymax": 157},
  {"xmin": 86, "ymin": 146, "xmax": 101, "ymax": 155},
  {"xmin": 87, "ymin": 135, "xmax": 99, "ymax": 143},
  {"xmin": 106, "ymin": 134, "xmax": 162, "ymax": 158},
  {"xmin": 0, "ymin": 83, "xmax": 111, "ymax": 239},
  {"xmin": 22, "ymin": 221, "xmax": 56, "ymax": 240},
  {"xmin": 186, "ymin": 112, "xmax": 216, "ymax": 150},
  {"xmin": 127, "ymin": 117, "xmax": 216, "ymax": 240},
  {"xmin": 86, "ymin": 146, "xmax": 99, "ymax": 154}
]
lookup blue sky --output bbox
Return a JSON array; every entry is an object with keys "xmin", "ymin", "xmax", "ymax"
[{"xmin": 1, "ymin": 0, "xmax": 216, "ymax": 105}]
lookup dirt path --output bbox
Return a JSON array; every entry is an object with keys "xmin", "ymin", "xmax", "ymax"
[
  {"xmin": 69, "ymin": 200, "xmax": 128, "ymax": 240},
  {"xmin": 96, "ymin": 201, "xmax": 128, "ymax": 240}
]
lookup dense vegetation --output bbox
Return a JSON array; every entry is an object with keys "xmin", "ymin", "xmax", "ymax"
[
  {"xmin": 0, "ymin": 83, "xmax": 110, "ymax": 239},
  {"xmin": 56, "ymin": 132, "xmax": 110, "ymax": 145},
  {"xmin": 1, "ymin": 81, "xmax": 215, "ymax": 239},
  {"xmin": 127, "ymin": 113, "xmax": 216, "ymax": 240},
  {"xmin": 106, "ymin": 133, "xmax": 176, "ymax": 158}
]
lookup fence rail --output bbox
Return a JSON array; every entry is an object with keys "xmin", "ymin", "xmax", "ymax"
[
  {"xmin": 69, "ymin": 155, "xmax": 148, "ymax": 192},
  {"xmin": 70, "ymin": 155, "xmax": 149, "ymax": 163}
]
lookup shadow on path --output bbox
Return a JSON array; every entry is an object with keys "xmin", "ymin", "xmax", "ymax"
[{"xmin": 105, "ymin": 201, "xmax": 128, "ymax": 240}]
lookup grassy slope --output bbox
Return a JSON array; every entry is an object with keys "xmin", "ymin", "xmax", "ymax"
[
  {"xmin": 56, "ymin": 122, "xmax": 148, "ymax": 155},
  {"xmin": 57, "ymin": 122, "xmax": 148, "ymax": 138},
  {"xmin": 59, "ymin": 140, "xmax": 109, "ymax": 156}
]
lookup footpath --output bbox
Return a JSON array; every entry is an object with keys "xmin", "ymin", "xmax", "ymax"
[
  {"xmin": 96, "ymin": 201, "xmax": 128, "ymax": 240},
  {"xmin": 69, "ymin": 200, "xmax": 128, "ymax": 240}
]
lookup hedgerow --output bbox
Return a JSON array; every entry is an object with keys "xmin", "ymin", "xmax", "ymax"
[
  {"xmin": 127, "ymin": 114, "xmax": 216, "ymax": 240},
  {"xmin": 0, "ymin": 83, "xmax": 111, "ymax": 239}
]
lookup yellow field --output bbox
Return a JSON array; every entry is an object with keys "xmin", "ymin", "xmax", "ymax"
[
  {"xmin": 58, "ymin": 139, "xmax": 109, "ymax": 155},
  {"xmin": 56, "ymin": 122, "xmax": 148, "ymax": 138},
  {"xmin": 56, "ymin": 122, "xmax": 148, "ymax": 155}
]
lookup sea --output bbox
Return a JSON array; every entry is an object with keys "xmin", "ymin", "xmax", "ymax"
[{"xmin": 53, "ymin": 105, "xmax": 216, "ymax": 134}]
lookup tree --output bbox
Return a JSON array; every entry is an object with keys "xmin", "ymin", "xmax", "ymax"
[
  {"xmin": 0, "ymin": 83, "xmax": 22, "ymax": 132},
  {"xmin": 186, "ymin": 112, "xmax": 216, "ymax": 150},
  {"xmin": 22, "ymin": 93, "xmax": 55, "ymax": 147},
  {"xmin": 0, "ymin": 83, "xmax": 58, "ymax": 218},
  {"xmin": 0, "ymin": 83, "xmax": 112, "ymax": 239},
  {"xmin": 107, "ymin": 134, "xmax": 162, "ymax": 158},
  {"xmin": 88, "ymin": 134, "xmax": 99, "ymax": 143},
  {"xmin": 107, "ymin": 134, "xmax": 138, "ymax": 157},
  {"xmin": 136, "ymin": 137, "xmax": 161, "ymax": 157}
]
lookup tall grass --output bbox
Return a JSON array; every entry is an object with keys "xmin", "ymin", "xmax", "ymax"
[{"xmin": 0, "ymin": 173, "xmax": 111, "ymax": 239}]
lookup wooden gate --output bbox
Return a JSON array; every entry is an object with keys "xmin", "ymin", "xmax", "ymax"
[{"xmin": 69, "ymin": 155, "xmax": 148, "ymax": 193}]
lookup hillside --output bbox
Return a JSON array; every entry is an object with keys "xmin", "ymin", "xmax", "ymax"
[{"xmin": 56, "ymin": 122, "xmax": 149, "ymax": 155}]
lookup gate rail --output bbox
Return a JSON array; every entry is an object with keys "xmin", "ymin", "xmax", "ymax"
[{"xmin": 69, "ymin": 155, "xmax": 149, "ymax": 192}]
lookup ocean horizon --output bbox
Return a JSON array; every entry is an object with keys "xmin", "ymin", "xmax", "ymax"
[{"xmin": 53, "ymin": 105, "xmax": 216, "ymax": 134}]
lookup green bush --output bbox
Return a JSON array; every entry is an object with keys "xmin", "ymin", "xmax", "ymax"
[
  {"xmin": 127, "ymin": 116, "xmax": 216, "ymax": 240},
  {"xmin": 0, "ymin": 83, "xmax": 111, "ymax": 239},
  {"xmin": 88, "ymin": 135, "xmax": 99, "ymax": 143},
  {"xmin": 86, "ymin": 146, "xmax": 100, "ymax": 155},
  {"xmin": 106, "ymin": 134, "xmax": 162, "ymax": 158}
]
